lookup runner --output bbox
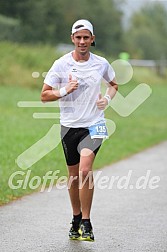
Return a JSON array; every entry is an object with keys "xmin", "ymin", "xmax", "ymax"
[{"xmin": 41, "ymin": 19, "xmax": 118, "ymax": 241}]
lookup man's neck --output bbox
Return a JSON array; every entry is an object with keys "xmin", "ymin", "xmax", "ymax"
[{"xmin": 72, "ymin": 51, "xmax": 90, "ymax": 62}]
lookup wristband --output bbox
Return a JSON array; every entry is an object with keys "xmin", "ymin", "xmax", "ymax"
[
  {"xmin": 104, "ymin": 95, "xmax": 111, "ymax": 104},
  {"xmin": 59, "ymin": 87, "xmax": 67, "ymax": 97}
]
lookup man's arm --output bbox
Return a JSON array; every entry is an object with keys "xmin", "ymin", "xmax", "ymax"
[
  {"xmin": 96, "ymin": 78, "xmax": 118, "ymax": 110},
  {"xmin": 41, "ymin": 75, "xmax": 79, "ymax": 102},
  {"xmin": 41, "ymin": 84, "xmax": 60, "ymax": 102},
  {"xmin": 105, "ymin": 78, "xmax": 118, "ymax": 99}
]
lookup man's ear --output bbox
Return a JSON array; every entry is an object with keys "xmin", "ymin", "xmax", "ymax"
[
  {"xmin": 91, "ymin": 35, "xmax": 95, "ymax": 43},
  {"xmin": 71, "ymin": 34, "xmax": 74, "ymax": 43}
]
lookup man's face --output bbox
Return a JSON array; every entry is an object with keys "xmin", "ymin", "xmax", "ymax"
[{"xmin": 71, "ymin": 29, "xmax": 95, "ymax": 55}]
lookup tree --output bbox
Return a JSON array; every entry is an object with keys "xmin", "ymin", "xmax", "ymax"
[
  {"xmin": 124, "ymin": 2, "xmax": 167, "ymax": 59},
  {"xmin": 0, "ymin": 0, "xmax": 124, "ymax": 56}
]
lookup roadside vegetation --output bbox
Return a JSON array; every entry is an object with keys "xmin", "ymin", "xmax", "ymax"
[{"xmin": 0, "ymin": 42, "xmax": 167, "ymax": 205}]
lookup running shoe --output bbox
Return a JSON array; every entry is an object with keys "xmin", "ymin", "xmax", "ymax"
[
  {"xmin": 69, "ymin": 217, "xmax": 81, "ymax": 240},
  {"xmin": 79, "ymin": 221, "xmax": 94, "ymax": 242}
]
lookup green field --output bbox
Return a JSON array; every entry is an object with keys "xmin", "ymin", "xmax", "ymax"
[{"xmin": 0, "ymin": 42, "xmax": 167, "ymax": 205}]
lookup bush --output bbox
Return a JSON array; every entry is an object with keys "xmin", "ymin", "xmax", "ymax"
[{"xmin": 0, "ymin": 14, "xmax": 20, "ymax": 41}]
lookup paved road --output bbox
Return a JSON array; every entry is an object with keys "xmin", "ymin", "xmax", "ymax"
[{"xmin": 0, "ymin": 141, "xmax": 167, "ymax": 252}]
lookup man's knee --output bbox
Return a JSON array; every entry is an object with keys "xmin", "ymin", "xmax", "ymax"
[
  {"xmin": 79, "ymin": 168, "xmax": 93, "ymax": 180},
  {"xmin": 68, "ymin": 174, "xmax": 79, "ymax": 189}
]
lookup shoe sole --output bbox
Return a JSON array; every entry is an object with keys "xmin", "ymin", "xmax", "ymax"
[
  {"xmin": 79, "ymin": 236, "xmax": 94, "ymax": 242},
  {"xmin": 69, "ymin": 235, "xmax": 94, "ymax": 242},
  {"xmin": 78, "ymin": 229, "xmax": 94, "ymax": 242},
  {"xmin": 69, "ymin": 236, "xmax": 80, "ymax": 240}
]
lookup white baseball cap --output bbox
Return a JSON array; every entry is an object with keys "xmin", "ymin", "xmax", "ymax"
[{"xmin": 71, "ymin": 19, "xmax": 95, "ymax": 46}]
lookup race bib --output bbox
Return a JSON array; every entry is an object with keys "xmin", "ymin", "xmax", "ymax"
[{"xmin": 88, "ymin": 121, "xmax": 108, "ymax": 139}]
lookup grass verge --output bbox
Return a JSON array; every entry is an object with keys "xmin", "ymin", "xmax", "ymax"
[
  {"xmin": 0, "ymin": 41, "xmax": 167, "ymax": 205},
  {"xmin": 0, "ymin": 80, "xmax": 167, "ymax": 205}
]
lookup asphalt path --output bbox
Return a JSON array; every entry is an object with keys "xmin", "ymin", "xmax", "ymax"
[{"xmin": 0, "ymin": 141, "xmax": 167, "ymax": 252}]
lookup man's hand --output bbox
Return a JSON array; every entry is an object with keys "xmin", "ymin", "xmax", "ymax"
[
  {"xmin": 65, "ymin": 74, "xmax": 79, "ymax": 94},
  {"xmin": 96, "ymin": 94, "xmax": 108, "ymax": 110}
]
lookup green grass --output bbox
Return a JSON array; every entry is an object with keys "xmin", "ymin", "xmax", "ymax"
[
  {"xmin": 0, "ymin": 41, "xmax": 62, "ymax": 88},
  {"xmin": 1, "ymin": 81, "xmax": 167, "ymax": 205},
  {"xmin": 0, "ymin": 41, "xmax": 167, "ymax": 205}
]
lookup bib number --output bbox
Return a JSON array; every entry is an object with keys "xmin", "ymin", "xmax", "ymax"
[{"xmin": 89, "ymin": 121, "xmax": 108, "ymax": 139}]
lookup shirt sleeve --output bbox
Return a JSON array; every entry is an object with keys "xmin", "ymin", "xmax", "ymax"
[
  {"xmin": 44, "ymin": 60, "xmax": 61, "ymax": 88},
  {"xmin": 103, "ymin": 61, "xmax": 115, "ymax": 83}
]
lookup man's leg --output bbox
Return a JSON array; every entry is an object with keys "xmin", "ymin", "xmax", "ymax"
[
  {"xmin": 61, "ymin": 126, "xmax": 81, "ymax": 215},
  {"xmin": 67, "ymin": 163, "xmax": 81, "ymax": 215},
  {"xmin": 79, "ymin": 149, "xmax": 95, "ymax": 219},
  {"xmin": 68, "ymin": 163, "xmax": 82, "ymax": 240},
  {"xmin": 78, "ymin": 148, "xmax": 95, "ymax": 241}
]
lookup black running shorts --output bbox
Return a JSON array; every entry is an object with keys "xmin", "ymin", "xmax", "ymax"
[{"xmin": 61, "ymin": 125, "xmax": 102, "ymax": 166}]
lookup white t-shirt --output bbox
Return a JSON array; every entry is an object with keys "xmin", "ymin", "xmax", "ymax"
[{"xmin": 44, "ymin": 51, "xmax": 115, "ymax": 128}]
